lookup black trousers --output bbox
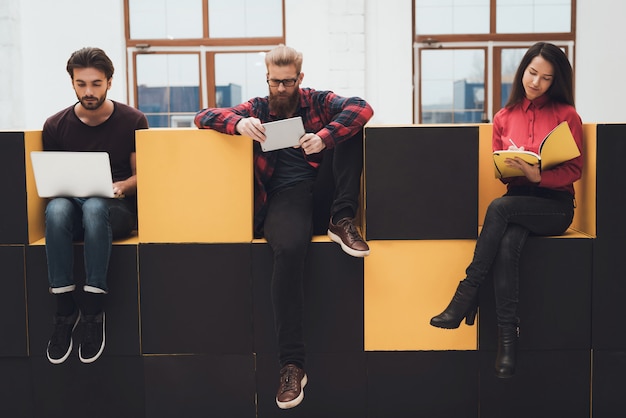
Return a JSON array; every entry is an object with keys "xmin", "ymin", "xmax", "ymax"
[
  {"xmin": 262, "ymin": 133, "xmax": 363, "ymax": 368},
  {"xmin": 465, "ymin": 188, "xmax": 574, "ymax": 325}
]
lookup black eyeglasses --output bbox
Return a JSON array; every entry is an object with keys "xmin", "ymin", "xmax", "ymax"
[{"xmin": 266, "ymin": 77, "xmax": 299, "ymax": 87}]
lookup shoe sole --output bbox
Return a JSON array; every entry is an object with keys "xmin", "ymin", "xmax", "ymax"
[
  {"xmin": 276, "ymin": 374, "xmax": 308, "ymax": 409},
  {"xmin": 46, "ymin": 311, "xmax": 81, "ymax": 365},
  {"xmin": 429, "ymin": 320, "xmax": 460, "ymax": 329},
  {"xmin": 327, "ymin": 230, "xmax": 370, "ymax": 257},
  {"xmin": 79, "ymin": 312, "xmax": 106, "ymax": 364}
]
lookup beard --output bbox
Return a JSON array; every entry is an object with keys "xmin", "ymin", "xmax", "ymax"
[
  {"xmin": 268, "ymin": 88, "xmax": 300, "ymax": 119},
  {"xmin": 78, "ymin": 94, "xmax": 107, "ymax": 110}
]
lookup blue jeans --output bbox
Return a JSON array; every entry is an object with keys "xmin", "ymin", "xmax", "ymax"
[
  {"xmin": 45, "ymin": 197, "xmax": 136, "ymax": 293},
  {"xmin": 464, "ymin": 188, "xmax": 574, "ymax": 325}
]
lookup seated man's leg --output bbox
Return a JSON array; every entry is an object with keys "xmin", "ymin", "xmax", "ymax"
[
  {"xmin": 45, "ymin": 198, "xmax": 82, "ymax": 364},
  {"xmin": 326, "ymin": 131, "xmax": 369, "ymax": 257},
  {"xmin": 77, "ymin": 197, "xmax": 135, "ymax": 363},
  {"xmin": 263, "ymin": 180, "xmax": 313, "ymax": 409}
]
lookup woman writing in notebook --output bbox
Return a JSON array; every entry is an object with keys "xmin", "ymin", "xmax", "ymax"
[{"xmin": 429, "ymin": 42, "xmax": 583, "ymax": 378}]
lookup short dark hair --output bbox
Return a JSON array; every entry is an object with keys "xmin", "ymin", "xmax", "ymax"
[
  {"xmin": 506, "ymin": 42, "xmax": 574, "ymax": 108},
  {"xmin": 66, "ymin": 47, "xmax": 114, "ymax": 80}
]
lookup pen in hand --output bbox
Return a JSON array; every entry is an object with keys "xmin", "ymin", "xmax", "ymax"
[{"xmin": 508, "ymin": 138, "xmax": 524, "ymax": 151}]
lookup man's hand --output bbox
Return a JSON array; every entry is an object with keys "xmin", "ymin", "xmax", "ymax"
[
  {"xmin": 112, "ymin": 182, "xmax": 126, "ymax": 199},
  {"xmin": 236, "ymin": 117, "xmax": 266, "ymax": 143},
  {"xmin": 298, "ymin": 133, "xmax": 326, "ymax": 155}
]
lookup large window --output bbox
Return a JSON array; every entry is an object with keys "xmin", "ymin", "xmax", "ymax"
[
  {"xmin": 125, "ymin": 0, "xmax": 285, "ymax": 127},
  {"xmin": 414, "ymin": 0, "xmax": 576, "ymax": 123}
]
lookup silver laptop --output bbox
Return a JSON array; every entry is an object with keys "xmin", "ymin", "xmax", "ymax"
[
  {"xmin": 261, "ymin": 116, "xmax": 306, "ymax": 152},
  {"xmin": 30, "ymin": 151, "xmax": 115, "ymax": 198}
]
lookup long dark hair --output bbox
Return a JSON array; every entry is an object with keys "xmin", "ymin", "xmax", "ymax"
[
  {"xmin": 505, "ymin": 42, "xmax": 574, "ymax": 108},
  {"xmin": 66, "ymin": 47, "xmax": 114, "ymax": 80}
]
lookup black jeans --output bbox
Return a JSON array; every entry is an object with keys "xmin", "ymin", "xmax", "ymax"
[
  {"xmin": 464, "ymin": 187, "xmax": 574, "ymax": 325},
  {"xmin": 262, "ymin": 134, "xmax": 364, "ymax": 368}
]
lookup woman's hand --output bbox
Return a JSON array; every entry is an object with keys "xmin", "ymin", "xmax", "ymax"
[{"xmin": 505, "ymin": 157, "xmax": 541, "ymax": 183}]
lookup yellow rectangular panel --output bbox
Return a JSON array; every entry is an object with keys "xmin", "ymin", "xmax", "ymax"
[
  {"xmin": 571, "ymin": 124, "xmax": 596, "ymax": 237},
  {"xmin": 136, "ymin": 128, "xmax": 253, "ymax": 243},
  {"xmin": 364, "ymin": 240, "xmax": 478, "ymax": 351},
  {"xmin": 478, "ymin": 124, "xmax": 506, "ymax": 226},
  {"xmin": 24, "ymin": 131, "xmax": 45, "ymax": 244}
]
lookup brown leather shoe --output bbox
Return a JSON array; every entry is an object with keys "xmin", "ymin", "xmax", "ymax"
[
  {"xmin": 276, "ymin": 364, "xmax": 307, "ymax": 409},
  {"xmin": 328, "ymin": 217, "xmax": 370, "ymax": 257}
]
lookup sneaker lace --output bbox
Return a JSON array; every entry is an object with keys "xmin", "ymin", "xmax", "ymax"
[
  {"xmin": 342, "ymin": 220, "xmax": 364, "ymax": 243},
  {"xmin": 82, "ymin": 315, "xmax": 101, "ymax": 346},
  {"xmin": 50, "ymin": 322, "xmax": 69, "ymax": 346},
  {"xmin": 279, "ymin": 367, "xmax": 300, "ymax": 394},
  {"xmin": 83, "ymin": 322, "xmax": 96, "ymax": 345}
]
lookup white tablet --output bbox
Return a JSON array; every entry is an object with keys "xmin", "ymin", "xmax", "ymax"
[{"xmin": 261, "ymin": 116, "xmax": 306, "ymax": 152}]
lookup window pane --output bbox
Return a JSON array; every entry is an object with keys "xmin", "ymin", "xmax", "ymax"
[
  {"xmin": 496, "ymin": 0, "xmax": 571, "ymax": 33},
  {"xmin": 129, "ymin": 0, "xmax": 203, "ymax": 39},
  {"xmin": 500, "ymin": 48, "xmax": 527, "ymax": 106},
  {"xmin": 208, "ymin": 0, "xmax": 283, "ymax": 38},
  {"xmin": 416, "ymin": 0, "xmax": 489, "ymax": 35},
  {"xmin": 136, "ymin": 54, "xmax": 200, "ymax": 127},
  {"xmin": 421, "ymin": 49, "xmax": 485, "ymax": 123},
  {"xmin": 214, "ymin": 52, "xmax": 268, "ymax": 107}
]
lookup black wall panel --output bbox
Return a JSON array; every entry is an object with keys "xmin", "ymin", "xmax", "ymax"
[
  {"xmin": 367, "ymin": 351, "xmax": 479, "ymax": 418},
  {"xmin": 144, "ymin": 354, "xmax": 256, "ymax": 418},
  {"xmin": 365, "ymin": 126, "xmax": 479, "ymax": 240},
  {"xmin": 592, "ymin": 350, "xmax": 626, "ymax": 418},
  {"xmin": 592, "ymin": 238, "xmax": 626, "ymax": 349},
  {"xmin": 0, "ymin": 132, "xmax": 28, "ymax": 244},
  {"xmin": 0, "ymin": 358, "xmax": 33, "ymax": 418},
  {"xmin": 595, "ymin": 124, "xmax": 626, "ymax": 239},
  {"xmin": 479, "ymin": 350, "xmax": 590, "ymax": 418},
  {"xmin": 139, "ymin": 243, "xmax": 253, "ymax": 354},
  {"xmin": 0, "ymin": 245, "xmax": 28, "ymax": 356},
  {"xmin": 30, "ymin": 356, "xmax": 144, "ymax": 418}
]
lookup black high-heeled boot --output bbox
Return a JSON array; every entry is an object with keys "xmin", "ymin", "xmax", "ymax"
[
  {"xmin": 495, "ymin": 324, "xmax": 519, "ymax": 378},
  {"xmin": 430, "ymin": 281, "xmax": 479, "ymax": 329}
]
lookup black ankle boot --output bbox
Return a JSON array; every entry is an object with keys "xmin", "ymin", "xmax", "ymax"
[
  {"xmin": 430, "ymin": 281, "xmax": 479, "ymax": 329},
  {"xmin": 495, "ymin": 324, "xmax": 519, "ymax": 378}
]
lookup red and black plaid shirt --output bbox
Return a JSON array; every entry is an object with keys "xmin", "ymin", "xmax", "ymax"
[{"xmin": 194, "ymin": 87, "xmax": 374, "ymax": 236}]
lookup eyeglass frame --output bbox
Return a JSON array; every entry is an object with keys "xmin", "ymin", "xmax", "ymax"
[{"xmin": 266, "ymin": 75, "xmax": 300, "ymax": 88}]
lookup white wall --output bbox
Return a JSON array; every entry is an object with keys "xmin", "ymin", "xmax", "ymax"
[
  {"xmin": 0, "ymin": 0, "xmax": 24, "ymax": 129},
  {"xmin": 0, "ymin": 0, "xmax": 623, "ymax": 130},
  {"xmin": 575, "ymin": 0, "xmax": 626, "ymax": 123},
  {"xmin": 13, "ymin": 0, "xmax": 128, "ymax": 130}
]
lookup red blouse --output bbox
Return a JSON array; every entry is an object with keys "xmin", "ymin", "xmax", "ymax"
[{"xmin": 492, "ymin": 94, "xmax": 583, "ymax": 195}]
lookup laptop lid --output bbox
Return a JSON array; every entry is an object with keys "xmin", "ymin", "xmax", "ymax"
[
  {"xmin": 260, "ymin": 116, "xmax": 306, "ymax": 152},
  {"xmin": 30, "ymin": 151, "xmax": 115, "ymax": 198}
]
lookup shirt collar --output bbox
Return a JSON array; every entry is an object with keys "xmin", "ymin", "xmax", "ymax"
[{"xmin": 522, "ymin": 93, "xmax": 550, "ymax": 111}]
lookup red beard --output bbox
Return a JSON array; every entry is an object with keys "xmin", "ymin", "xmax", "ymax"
[{"xmin": 269, "ymin": 89, "xmax": 300, "ymax": 119}]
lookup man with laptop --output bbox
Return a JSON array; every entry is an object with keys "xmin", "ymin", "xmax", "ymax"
[
  {"xmin": 41, "ymin": 47, "xmax": 148, "ymax": 364},
  {"xmin": 195, "ymin": 44, "xmax": 373, "ymax": 409}
]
